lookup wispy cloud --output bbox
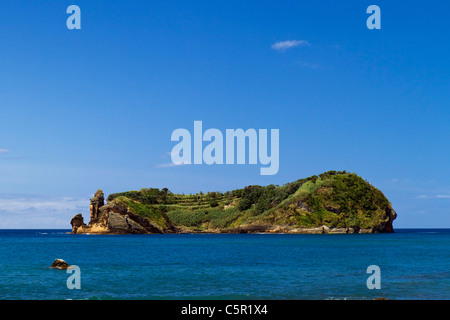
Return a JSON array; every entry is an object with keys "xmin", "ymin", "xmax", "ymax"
[
  {"xmin": 156, "ymin": 150, "xmax": 189, "ymax": 168},
  {"xmin": 0, "ymin": 194, "xmax": 86, "ymax": 212},
  {"xmin": 0, "ymin": 193, "xmax": 89, "ymax": 228},
  {"xmin": 0, "ymin": 148, "xmax": 25, "ymax": 160},
  {"xmin": 416, "ymin": 194, "xmax": 450, "ymax": 199},
  {"xmin": 296, "ymin": 61, "xmax": 321, "ymax": 69},
  {"xmin": 156, "ymin": 162, "xmax": 187, "ymax": 168},
  {"xmin": 271, "ymin": 40, "xmax": 310, "ymax": 52}
]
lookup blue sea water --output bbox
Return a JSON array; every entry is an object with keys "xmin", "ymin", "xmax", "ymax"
[{"xmin": 0, "ymin": 229, "xmax": 449, "ymax": 300}]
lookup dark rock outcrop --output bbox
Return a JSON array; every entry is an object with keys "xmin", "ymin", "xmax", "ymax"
[
  {"xmin": 70, "ymin": 213, "xmax": 86, "ymax": 233},
  {"xmin": 50, "ymin": 259, "xmax": 70, "ymax": 270},
  {"xmin": 382, "ymin": 208, "xmax": 397, "ymax": 233}
]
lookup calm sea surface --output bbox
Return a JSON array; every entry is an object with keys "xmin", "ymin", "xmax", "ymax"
[{"xmin": 0, "ymin": 229, "xmax": 449, "ymax": 300}]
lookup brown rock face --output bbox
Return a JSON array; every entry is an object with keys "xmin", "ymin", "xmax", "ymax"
[
  {"xmin": 70, "ymin": 213, "xmax": 86, "ymax": 233},
  {"xmin": 50, "ymin": 259, "xmax": 70, "ymax": 270},
  {"xmin": 90, "ymin": 189, "xmax": 105, "ymax": 223},
  {"xmin": 381, "ymin": 208, "xmax": 397, "ymax": 233},
  {"xmin": 98, "ymin": 203, "xmax": 164, "ymax": 234}
]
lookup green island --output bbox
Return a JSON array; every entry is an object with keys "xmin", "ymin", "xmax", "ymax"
[{"xmin": 70, "ymin": 171, "xmax": 397, "ymax": 234}]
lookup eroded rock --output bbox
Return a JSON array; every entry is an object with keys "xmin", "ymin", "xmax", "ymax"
[
  {"xmin": 71, "ymin": 191, "xmax": 171, "ymax": 234},
  {"xmin": 50, "ymin": 259, "xmax": 70, "ymax": 270},
  {"xmin": 70, "ymin": 213, "xmax": 86, "ymax": 233},
  {"xmin": 90, "ymin": 189, "xmax": 105, "ymax": 223}
]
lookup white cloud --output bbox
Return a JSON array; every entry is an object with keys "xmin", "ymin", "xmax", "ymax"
[
  {"xmin": 436, "ymin": 195, "xmax": 450, "ymax": 199},
  {"xmin": 271, "ymin": 40, "xmax": 310, "ymax": 52},
  {"xmin": 0, "ymin": 194, "xmax": 89, "ymax": 228},
  {"xmin": 296, "ymin": 61, "xmax": 320, "ymax": 69},
  {"xmin": 156, "ymin": 162, "xmax": 187, "ymax": 168},
  {"xmin": 0, "ymin": 195, "xmax": 85, "ymax": 211},
  {"xmin": 156, "ymin": 150, "xmax": 189, "ymax": 168},
  {"xmin": 415, "ymin": 194, "xmax": 450, "ymax": 199},
  {"xmin": 0, "ymin": 148, "xmax": 10, "ymax": 154}
]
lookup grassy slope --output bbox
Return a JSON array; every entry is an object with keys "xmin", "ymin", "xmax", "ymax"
[{"xmin": 106, "ymin": 171, "xmax": 394, "ymax": 232}]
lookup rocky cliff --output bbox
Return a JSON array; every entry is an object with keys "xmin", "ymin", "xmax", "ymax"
[
  {"xmin": 71, "ymin": 171, "xmax": 397, "ymax": 234},
  {"xmin": 71, "ymin": 190, "xmax": 177, "ymax": 234}
]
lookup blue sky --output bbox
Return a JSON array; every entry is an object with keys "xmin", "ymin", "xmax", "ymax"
[{"xmin": 0, "ymin": 0, "xmax": 449, "ymax": 228}]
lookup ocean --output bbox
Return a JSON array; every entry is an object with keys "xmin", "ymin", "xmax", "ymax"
[{"xmin": 0, "ymin": 229, "xmax": 449, "ymax": 300}]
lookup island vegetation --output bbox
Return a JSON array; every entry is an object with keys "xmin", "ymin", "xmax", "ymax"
[{"xmin": 71, "ymin": 171, "xmax": 397, "ymax": 234}]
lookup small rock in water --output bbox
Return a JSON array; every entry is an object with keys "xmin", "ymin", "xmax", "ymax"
[{"xmin": 50, "ymin": 259, "xmax": 70, "ymax": 270}]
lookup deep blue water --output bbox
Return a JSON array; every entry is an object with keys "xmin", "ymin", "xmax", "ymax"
[{"xmin": 0, "ymin": 229, "xmax": 449, "ymax": 300}]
